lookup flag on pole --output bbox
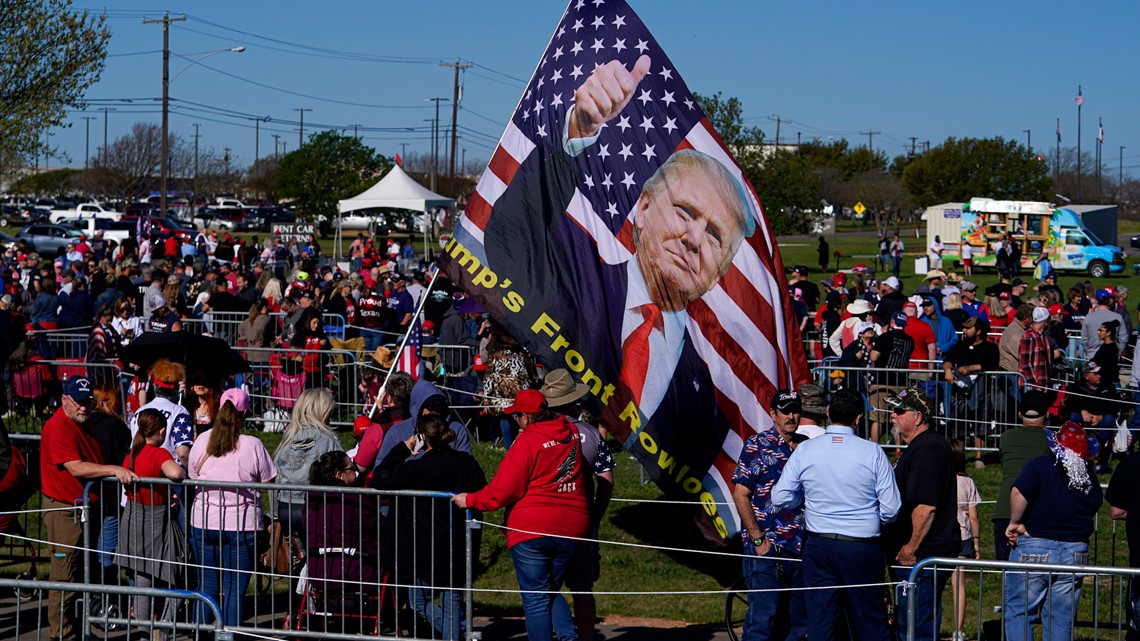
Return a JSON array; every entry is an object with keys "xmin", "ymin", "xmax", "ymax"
[
  {"xmin": 397, "ymin": 322, "xmax": 422, "ymax": 378},
  {"xmin": 1098, "ymin": 118, "xmax": 1104, "ymax": 145},
  {"xmin": 1076, "ymin": 87, "xmax": 1083, "ymax": 106},
  {"xmin": 438, "ymin": 0, "xmax": 809, "ymax": 541},
  {"xmin": 1056, "ymin": 118, "xmax": 1061, "ymax": 143},
  {"xmin": 395, "ymin": 153, "xmax": 403, "ymax": 166}
]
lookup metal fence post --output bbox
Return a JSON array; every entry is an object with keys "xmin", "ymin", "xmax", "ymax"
[{"xmin": 466, "ymin": 508, "xmax": 475, "ymax": 640}]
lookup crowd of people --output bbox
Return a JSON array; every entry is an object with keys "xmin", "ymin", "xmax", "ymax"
[
  {"xmin": 789, "ymin": 260, "xmax": 1138, "ymax": 470},
  {"xmin": 12, "ymin": 217, "xmax": 1140, "ymax": 641}
]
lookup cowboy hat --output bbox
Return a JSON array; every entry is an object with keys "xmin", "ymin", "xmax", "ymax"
[
  {"xmin": 542, "ymin": 368, "xmax": 589, "ymax": 407},
  {"xmin": 846, "ymin": 299, "xmax": 873, "ymax": 315},
  {"xmin": 370, "ymin": 346, "xmax": 396, "ymax": 368}
]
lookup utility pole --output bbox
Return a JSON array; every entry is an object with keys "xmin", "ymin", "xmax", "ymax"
[
  {"xmin": 1121, "ymin": 147, "xmax": 1126, "ymax": 198},
  {"xmin": 399, "ymin": 143, "xmax": 408, "ymax": 164},
  {"xmin": 249, "ymin": 116, "xmax": 268, "ymax": 164},
  {"xmin": 1055, "ymin": 118, "xmax": 1061, "ymax": 187},
  {"xmin": 426, "ymin": 97, "xmax": 449, "ymax": 191},
  {"xmin": 81, "ymin": 116, "xmax": 96, "ymax": 169},
  {"xmin": 1076, "ymin": 85, "xmax": 1082, "ymax": 202},
  {"xmin": 143, "ymin": 12, "xmax": 186, "ymax": 218},
  {"xmin": 192, "ymin": 123, "xmax": 201, "ymax": 201},
  {"xmin": 272, "ymin": 134, "xmax": 281, "ymax": 159},
  {"xmin": 223, "ymin": 147, "xmax": 231, "ymax": 180},
  {"xmin": 461, "ymin": 148, "xmax": 467, "ymax": 174},
  {"xmin": 349, "ymin": 124, "xmax": 361, "ymax": 139},
  {"xmin": 766, "ymin": 116, "xmax": 782, "ymax": 147},
  {"xmin": 796, "ymin": 132, "xmax": 801, "ymax": 147},
  {"xmin": 440, "ymin": 59, "xmax": 472, "ymax": 179},
  {"xmin": 923, "ymin": 141, "xmax": 930, "ymax": 154},
  {"xmin": 293, "ymin": 107, "xmax": 312, "ymax": 148},
  {"xmin": 860, "ymin": 130, "xmax": 881, "ymax": 154},
  {"xmin": 908, "ymin": 137, "xmax": 918, "ymax": 157},
  {"xmin": 100, "ymin": 107, "xmax": 115, "ymax": 166},
  {"xmin": 1023, "ymin": 129, "xmax": 1031, "ymax": 152}
]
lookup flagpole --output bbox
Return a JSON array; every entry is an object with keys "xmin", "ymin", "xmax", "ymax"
[
  {"xmin": 367, "ymin": 264, "xmax": 441, "ymax": 418},
  {"xmin": 1055, "ymin": 118, "xmax": 1061, "ymax": 187},
  {"xmin": 1076, "ymin": 85, "xmax": 1082, "ymax": 202},
  {"xmin": 1096, "ymin": 117, "xmax": 1102, "ymax": 200}
]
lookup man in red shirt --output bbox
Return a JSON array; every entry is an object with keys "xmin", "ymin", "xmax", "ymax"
[
  {"xmin": 902, "ymin": 300, "xmax": 937, "ymax": 367},
  {"xmin": 41, "ymin": 377, "xmax": 137, "ymax": 640}
]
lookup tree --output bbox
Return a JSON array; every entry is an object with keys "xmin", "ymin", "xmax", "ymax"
[
  {"xmin": 0, "ymin": 0, "xmax": 110, "ymax": 178},
  {"xmin": 276, "ymin": 131, "xmax": 391, "ymax": 220},
  {"xmin": 849, "ymin": 171, "xmax": 912, "ymax": 235},
  {"xmin": 901, "ymin": 137, "xmax": 1051, "ymax": 207},
  {"xmin": 8, "ymin": 168, "xmax": 82, "ymax": 195},
  {"xmin": 80, "ymin": 122, "xmax": 193, "ymax": 200},
  {"xmin": 244, "ymin": 156, "xmax": 279, "ymax": 201},
  {"xmin": 695, "ymin": 92, "xmax": 820, "ymax": 233},
  {"xmin": 747, "ymin": 150, "xmax": 822, "ymax": 235}
]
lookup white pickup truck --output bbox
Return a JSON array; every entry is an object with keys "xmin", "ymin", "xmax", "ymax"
[
  {"xmin": 49, "ymin": 202, "xmax": 124, "ymax": 224},
  {"xmin": 62, "ymin": 218, "xmax": 131, "ymax": 247}
]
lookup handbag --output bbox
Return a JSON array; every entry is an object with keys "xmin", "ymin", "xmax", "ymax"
[{"xmin": 261, "ymin": 521, "xmax": 292, "ymax": 575}]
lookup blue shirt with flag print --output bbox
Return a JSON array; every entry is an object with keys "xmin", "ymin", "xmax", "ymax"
[{"xmin": 732, "ymin": 429, "xmax": 805, "ymax": 554}]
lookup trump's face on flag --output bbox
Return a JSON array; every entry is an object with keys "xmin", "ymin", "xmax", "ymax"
[{"xmin": 633, "ymin": 150, "xmax": 752, "ymax": 312}]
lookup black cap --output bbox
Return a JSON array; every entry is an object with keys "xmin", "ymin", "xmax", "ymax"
[
  {"xmin": 770, "ymin": 389, "xmax": 802, "ymax": 413},
  {"xmin": 1020, "ymin": 390, "xmax": 1051, "ymax": 419}
]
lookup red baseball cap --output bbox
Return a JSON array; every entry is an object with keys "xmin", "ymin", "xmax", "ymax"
[
  {"xmin": 472, "ymin": 355, "xmax": 486, "ymax": 371},
  {"xmin": 504, "ymin": 389, "xmax": 546, "ymax": 415},
  {"xmin": 353, "ymin": 415, "xmax": 373, "ymax": 438},
  {"xmin": 833, "ymin": 272, "xmax": 848, "ymax": 286}
]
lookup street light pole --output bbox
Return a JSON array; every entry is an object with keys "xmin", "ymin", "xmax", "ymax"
[{"xmin": 81, "ymin": 116, "xmax": 96, "ymax": 169}]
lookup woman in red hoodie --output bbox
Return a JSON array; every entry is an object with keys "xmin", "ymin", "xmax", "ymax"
[{"xmin": 454, "ymin": 389, "xmax": 588, "ymax": 641}]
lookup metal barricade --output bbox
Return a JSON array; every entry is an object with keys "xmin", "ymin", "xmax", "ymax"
[
  {"xmin": 27, "ymin": 329, "xmax": 92, "ymax": 360},
  {"xmin": 0, "ymin": 578, "xmax": 229, "ymax": 641},
  {"xmin": 3, "ymin": 359, "xmax": 126, "ymax": 435},
  {"xmin": 183, "ymin": 312, "xmax": 347, "ymax": 344},
  {"xmin": 84, "ymin": 477, "xmax": 475, "ymax": 640},
  {"xmin": 904, "ymin": 556, "xmax": 1140, "ymax": 641},
  {"xmin": 810, "ymin": 365, "xmax": 1027, "ymax": 449},
  {"xmin": 234, "ymin": 347, "xmax": 362, "ymax": 430}
]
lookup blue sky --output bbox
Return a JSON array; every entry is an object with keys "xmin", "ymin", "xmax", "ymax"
[{"xmin": 55, "ymin": 0, "xmax": 1140, "ymax": 179}]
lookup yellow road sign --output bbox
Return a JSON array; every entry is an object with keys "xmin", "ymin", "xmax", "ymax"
[{"xmin": 853, "ymin": 202, "xmax": 866, "ymax": 216}]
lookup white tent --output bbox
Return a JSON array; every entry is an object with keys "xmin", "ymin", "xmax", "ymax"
[{"xmin": 337, "ymin": 164, "xmax": 454, "ymax": 213}]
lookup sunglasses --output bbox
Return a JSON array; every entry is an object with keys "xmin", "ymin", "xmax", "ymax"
[{"xmin": 891, "ymin": 407, "xmax": 912, "ymax": 416}]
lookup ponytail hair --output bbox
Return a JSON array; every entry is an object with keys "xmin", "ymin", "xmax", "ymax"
[
  {"xmin": 129, "ymin": 408, "xmax": 168, "ymax": 472},
  {"xmin": 417, "ymin": 413, "xmax": 454, "ymax": 450}
]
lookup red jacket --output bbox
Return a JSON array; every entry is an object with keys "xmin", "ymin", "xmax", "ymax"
[{"xmin": 466, "ymin": 415, "xmax": 589, "ymax": 548}]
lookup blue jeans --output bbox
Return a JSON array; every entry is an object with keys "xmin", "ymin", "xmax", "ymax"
[
  {"xmin": 1003, "ymin": 536, "xmax": 1088, "ymax": 641},
  {"xmin": 500, "ymin": 418, "xmax": 514, "ymax": 450},
  {"xmin": 361, "ymin": 327, "xmax": 385, "ymax": 353},
  {"xmin": 410, "ymin": 578, "xmax": 463, "ymax": 640},
  {"xmin": 98, "ymin": 514, "xmax": 119, "ymax": 571},
  {"xmin": 190, "ymin": 527, "xmax": 256, "ymax": 627},
  {"xmin": 508, "ymin": 537, "xmax": 578, "ymax": 641},
  {"xmin": 742, "ymin": 542, "xmax": 807, "ymax": 641},
  {"xmin": 892, "ymin": 256, "xmax": 902, "ymax": 277},
  {"xmin": 892, "ymin": 563, "xmax": 952, "ymax": 641}
]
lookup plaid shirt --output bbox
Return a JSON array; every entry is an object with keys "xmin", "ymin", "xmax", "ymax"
[
  {"xmin": 732, "ymin": 430, "xmax": 805, "ymax": 554},
  {"xmin": 1018, "ymin": 326, "xmax": 1052, "ymax": 388}
]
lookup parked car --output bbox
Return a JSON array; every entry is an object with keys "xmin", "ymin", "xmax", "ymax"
[
  {"xmin": 15, "ymin": 223, "xmax": 85, "ymax": 255},
  {"xmin": 1131, "ymin": 234, "xmax": 1140, "ymax": 250},
  {"xmin": 192, "ymin": 212, "xmax": 236, "ymax": 232},
  {"xmin": 0, "ymin": 205, "xmax": 24, "ymax": 227},
  {"xmin": 119, "ymin": 215, "xmax": 197, "ymax": 241}
]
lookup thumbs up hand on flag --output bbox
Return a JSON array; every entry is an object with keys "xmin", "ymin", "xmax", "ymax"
[{"xmin": 568, "ymin": 54, "xmax": 652, "ymax": 140}]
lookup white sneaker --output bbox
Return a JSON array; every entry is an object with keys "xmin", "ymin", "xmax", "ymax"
[{"xmin": 953, "ymin": 631, "xmax": 967, "ymax": 641}]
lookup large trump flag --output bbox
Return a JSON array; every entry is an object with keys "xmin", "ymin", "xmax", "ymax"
[{"xmin": 440, "ymin": 0, "xmax": 810, "ymax": 540}]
